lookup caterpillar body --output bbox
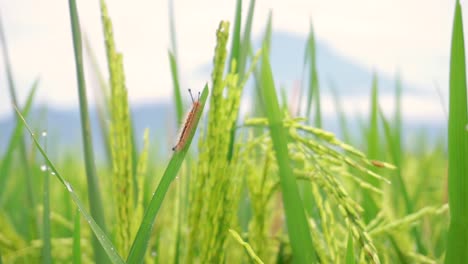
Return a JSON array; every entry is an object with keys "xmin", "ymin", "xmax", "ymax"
[{"xmin": 172, "ymin": 89, "xmax": 201, "ymax": 151}]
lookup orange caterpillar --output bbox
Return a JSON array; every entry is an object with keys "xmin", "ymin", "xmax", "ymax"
[{"xmin": 172, "ymin": 89, "xmax": 201, "ymax": 151}]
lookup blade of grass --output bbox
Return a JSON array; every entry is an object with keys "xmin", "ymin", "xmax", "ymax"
[
  {"xmin": 388, "ymin": 235, "xmax": 409, "ymax": 264},
  {"xmin": 304, "ymin": 23, "xmax": 321, "ymax": 127},
  {"xmin": 260, "ymin": 53, "xmax": 317, "ymax": 263},
  {"xmin": 263, "ymin": 12, "xmax": 272, "ymax": 56},
  {"xmin": 228, "ymin": 0, "xmax": 242, "ymax": 74},
  {"xmin": 238, "ymin": 0, "xmax": 256, "ymax": 80},
  {"xmin": 379, "ymin": 106, "xmax": 426, "ymax": 254},
  {"xmin": 168, "ymin": 0, "xmax": 179, "ymax": 60},
  {"xmin": 329, "ymin": 80, "xmax": 351, "ymax": 143},
  {"xmin": 0, "ymin": 13, "xmax": 37, "ymax": 239},
  {"xmin": 345, "ymin": 229, "xmax": 355, "ymax": 264},
  {"xmin": 362, "ymin": 72, "xmax": 379, "ymax": 223},
  {"xmin": 84, "ymin": 37, "xmax": 113, "ymax": 167},
  {"xmin": 226, "ymin": 0, "xmax": 243, "ymax": 161},
  {"xmin": 67, "ymin": 0, "xmax": 108, "ymax": 262},
  {"xmin": 0, "ymin": 79, "xmax": 38, "ymax": 206},
  {"xmin": 167, "ymin": 5, "xmax": 185, "ymax": 262},
  {"xmin": 73, "ymin": 208, "xmax": 82, "ymax": 264},
  {"xmin": 168, "ymin": 0, "xmax": 183, "ymax": 124},
  {"xmin": 14, "ymin": 106, "xmax": 125, "ymax": 264},
  {"xmin": 379, "ymin": 107, "xmax": 411, "ymax": 211},
  {"xmin": 168, "ymin": 51, "xmax": 183, "ymax": 124},
  {"xmin": 301, "ymin": 23, "xmax": 319, "ymax": 218},
  {"xmin": 126, "ymin": 85, "xmax": 209, "ymax": 264},
  {"xmin": 252, "ymin": 11, "xmax": 271, "ymax": 117},
  {"xmin": 42, "ymin": 132, "xmax": 51, "ymax": 264},
  {"xmin": 445, "ymin": 1, "xmax": 468, "ymax": 263}
]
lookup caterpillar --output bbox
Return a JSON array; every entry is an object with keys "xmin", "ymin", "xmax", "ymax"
[{"xmin": 172, "ymin": 89, "xmax": 201, "ymax": 151}]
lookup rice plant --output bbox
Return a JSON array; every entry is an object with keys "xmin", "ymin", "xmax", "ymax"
[{"xmin": 0, "ymin": 0, "xmax": 459, "ymax": 263}]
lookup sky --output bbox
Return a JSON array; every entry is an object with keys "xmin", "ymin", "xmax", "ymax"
[{"xmin": 0, "ymin": 0, "xmax": 460, "ymax": 121}]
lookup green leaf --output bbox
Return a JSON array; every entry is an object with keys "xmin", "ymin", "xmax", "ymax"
[
  {"xmin": 168, "ymin": 51, "xmax": 184, "ymax": 124},
  {"xmin": 446, "ymin": 1, "xmax": 468, "ymax": 263},
  {"xmin": 228, "ymin": 0, "xmax": 242, "ymax": 74},
  {"xmin": 42, "ymin": 134, "xmax": 52, "ymax": 264},
  {"xmin": 168, "ymin": 0, "xmax": 183, "ymax": 125},
  {"xmin": 362, "ymin": 72, "xmax": 379, "ymax": 223},
  {"xmin": 329, "ymin": 80, "xmax": 351, "ymax": 143},
  {"xmin": 304, "ymin": 23, "xmax": 321, "ymax": 127},
  {"xmin": 73, "ymin": 208, "xmax": 82, "ymax": 264},
  {"xmin": 0, "ymin": 79, "xmax": 38, "ymax": 207},
  {"xmin": 68, "ymin": 0, "xmax": 108, "ymax": 262},
  {"xmin": 259, "ymin": 53, "xmax": 317, "ymax": 263},
  {"xmin": 126, "ymin": 85, "xmax": 209, "ymax": 264},
  {"xmin": 83, "ymin": 37, "xmax": 113, "ymax": 168},
  {"xmin": 226, "ymin": 0, "xmax": 243, "ymax": 162},
  {"xmin": 238, "ymin": 0, "xmax": 256, "ymax": 79},
  {"xmin": 345, "ymin": 230, "xmax": 355, "ymax": 264},
  {"xmin": 14, "ymin": 107, "xmax": 125, "ymax": 264},
  {"xmin": 0, "ymin": 14, "xmax": 37, "ymax": 239}
]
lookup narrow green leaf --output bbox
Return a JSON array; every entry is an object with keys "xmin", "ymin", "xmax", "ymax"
[
  {"xmin": 83, "ymin": 37, "xmax": 113, "ymax": 167},
  {"xmin": 0, "ymin": 13, "xmax": 37, "ymax": 239},
  {"xmin": 126, "ymin": 85, "xmax": 209, "ymax": 264},
  {"xmin": 252, "ymin": 12, "xmax": 272, "ymax": 117},
  {"xmin": 379, "ymin": 106, "xmax": 425, "ymax": 253},
  {"xmin": 304, "ymin": 23, "xmax": 321, "ymax": 127},
  {"xmin": 329, "ymin": 80, "xmax": 351, "ymax": 143},
  {"xmin": 345, "ymin": 230, "xmax": 355, "ymax": 264},
  {"xmin": 446, "ymin": 1, "xmax": 468, "ymax": 263},
  {"xmin": 168, "ymin": 0, "xmax": 178, "ymax": 60},
  {"xmin": 378, "ymin": 107, "xmax": 411, "ymax": 211},
  {"xmin": 67, "ymin": 0, "xmax": 108, "ymax": 262},
  {"xmin": 238, "ymin": 0, "xmax": 256, "ymax": 79},
  {"xmin": 368, "ymin": 72, "xmax": 379, "ymax": 161},
  {"xmin": 42, "ymin": 134, "xmax": 52, "ymax": 264},
  {"xmin": 362, "ymin": 72, "xmax": 379, "ymax": 223},
  {"xmin": 388, "ymin": 235, "xmax": 408, "ymax": 264},
  {"xmin": 0, "ymin": 79, "xmax": 38, "ymax": 206},
  {"xmin": 73, "ymin": 208, "xmax": 82, "ymax": 264},
  {"xmin": 263, "ymin": 11, "xmax": 272, "ymax": 56},
  {"xmin": 260, "ymin": 54, "xmax": 317, "ymax": 263},
  {"xmin": 301, "ymin": 23, "xmax": 319, "ymax": 218},
  {"xmin": 228, "ymin": 0, "xmax": 242, "ymax": 74},
  {"xmin": 168, "ymin": 0, "xmax": 183, "ymax": 126},
  {"xmin": 14, "ymin": 107, "xmax": 125, "ymax": 264},
  {"xmin": 226, "ymin": 0, "xmax": 244, "ymax": 161},
  {"xmin": 168, "ymin": 51, "xmax": 184, "ymax": 124}
]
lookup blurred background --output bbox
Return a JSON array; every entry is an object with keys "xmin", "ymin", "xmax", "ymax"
[{"xmin": 0, "ymin": 0, "xmax": 458, "ymax": 156}]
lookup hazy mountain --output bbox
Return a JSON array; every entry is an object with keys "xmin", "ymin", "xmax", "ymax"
[
  {"xmin": 0, "ymin": 32, "xmax": 444, "ymax": 158},
  {"xmin": 198, "ymin": 31, "xmax": 423, "ymax": 95}
]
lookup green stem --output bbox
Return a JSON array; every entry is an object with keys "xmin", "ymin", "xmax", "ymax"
[{"xmin": 67, "ymin": 0, "xmax": 108, "ymax": 262}]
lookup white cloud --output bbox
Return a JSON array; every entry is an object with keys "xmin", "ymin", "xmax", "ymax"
[{"xmin": 0, "ymin": 0, "xmax": 458, "ymax": 120}]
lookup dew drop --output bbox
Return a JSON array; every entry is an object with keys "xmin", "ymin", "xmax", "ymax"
[
  {"xmin": 51, "ymin": 171, "xmax": 56, "ymax": 176},
  {"xmin": 41, "ymin": 131, "xmax": 47, "ymax": 137},
  {"xmin": 40, "ymin": 165, "xmax": 47, "ymax": 171},
  {"xmin": 65, "ymin": 181, "xmax": 73, "ymax": 192},
  {"xmin": 151, "ymin": 251, "xmax": 157, "ymax": 257}
]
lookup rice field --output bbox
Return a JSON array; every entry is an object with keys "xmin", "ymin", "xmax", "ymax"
[{"xmin": 0, "ymin": 0, "xmax": 466, "ymax": 263}]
